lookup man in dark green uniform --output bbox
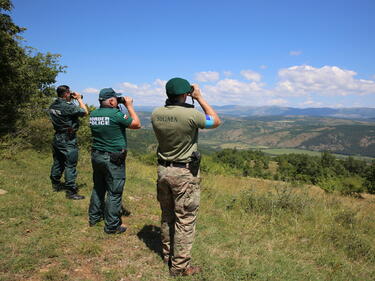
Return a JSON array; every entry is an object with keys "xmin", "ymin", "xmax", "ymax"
[
  {"xmin": 49, "ymin": 85, "xmax": 88, "ymax": 200},
  {"xmin": 89, "ymin": 88, "xmax": 141, "ymax": 234},
  {"xmin": 151, "ymin": 78, "xmax": 221, "ymax": 276}
]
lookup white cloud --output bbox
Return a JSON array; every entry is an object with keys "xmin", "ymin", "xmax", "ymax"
[
  {"xmin": 201, "ymin": 65, "xmax": 375, "ymax": 106},
  {"xmin": 202, "ymin": 78, "xmax": 270, "ymax": 105},
  {"xmin": 121, "ymin": 82, "xmax": 138, "ymax": 90},
  {"xmin": 240, "ymin": 70, "xmax": 262, "ymax": 82},
  {"xmin": 260, "ymin": 65, "xmax": 268, "ymax": 69},
  {"xmin": 267, "ymin": 98, "xmax": 288, "ymax": 106},
  {"xmin": 195, "ymin": 71, "xmax": 220, "ymax": 82},
  {"xmin": 275, "ymin": 65, "xmax": 375, "ymax": 97},
  {"xmin": 289, "ymin": 50, "xmax": 302, "ymax": 56},
  {"xmin": 89, "ymin": 66, "xmax": 375, "ymax": 107},
  {"xmin": 300, "ymin": 99, "xmax": 323, "ymax": 107},
  {"xmin": 82, "ymin": 88, "xmax": 99, "ymax": 94},
  {"xmin": 115, "ymin": 79, "xmax": 167, "ymax": 106}
]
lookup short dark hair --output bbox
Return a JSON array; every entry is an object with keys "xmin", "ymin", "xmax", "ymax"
[
  {"xmin": 56, "ymin": 85, "xmax": 70, "ymax": 97},
  {"xmin": 167, "ymin": 95, "xmax": 180, "ymax": 104}
]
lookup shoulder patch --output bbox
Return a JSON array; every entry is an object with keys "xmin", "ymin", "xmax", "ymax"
[
  {"xmin": 204, "ymin": 115, "xmax": 215, "ymax": 128},
  {"xmin": 49, "ymin": 109, "xmax": 61, "ymax": 116},
  {"xmin": 124, "ymin": 114, "xmax": 128, "ymax": 119}
]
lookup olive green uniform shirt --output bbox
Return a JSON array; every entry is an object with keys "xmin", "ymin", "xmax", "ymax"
[
  {"xmin": 49, "ymin": 98, "xmax": 86, "ymax": 134},
  {"xmin": 90, "ymin": 107, "xmax": 133, "ymax": 152},
  {"xmin": 151, "ymin": 105, "xmax": 206, "ymax": 163}
]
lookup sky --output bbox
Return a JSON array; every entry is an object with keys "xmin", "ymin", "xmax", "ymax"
[{"xmin": 9, "ymin": 0, "xmax": 375, "ymax": 107}]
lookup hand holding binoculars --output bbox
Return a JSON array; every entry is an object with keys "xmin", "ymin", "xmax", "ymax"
[{"xmin": 70, "ymin": 92, "xmax": 83, "ymax": 99}]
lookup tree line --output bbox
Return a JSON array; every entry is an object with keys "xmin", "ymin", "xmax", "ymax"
[
  {"xmin": 202, "ymin": 149, "xmax": 374, "ymax": 196},
  {"xmin": 0, "ymin": 0, "xmax": 64, "ymax": 137}
]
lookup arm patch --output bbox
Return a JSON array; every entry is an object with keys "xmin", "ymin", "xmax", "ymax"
[{"xmin": 205, "ymin": 115, "xmax": 215, "ymax": 128}]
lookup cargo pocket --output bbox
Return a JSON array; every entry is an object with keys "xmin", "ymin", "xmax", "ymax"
[
  {"xmin": 183, "ymin": 182, "xmax": 200, "ymax": 213},
  {"xmin": 108, "ymin": 161, "xmax": 126, "ymax": 194}
]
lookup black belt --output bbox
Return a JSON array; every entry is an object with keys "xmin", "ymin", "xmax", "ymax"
[
  {"xmin": 55, "ymin": 132, "xmax": 76, "ymax": 140},
  {"xmin": 92, "ymin": 149, "xmax": 126, "ymax": 155},
  {"xmin": 55, "ymin": 132, "xmax": 76, "ymax": 136},
  {"xmin": 158, "ymin": 159, "xmax": 189, "ymax": 168}
]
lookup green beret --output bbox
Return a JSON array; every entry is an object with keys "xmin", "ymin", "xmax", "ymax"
[{"xmin": 166, "ymin": 78, "xmax": 192, "ymax": 96}]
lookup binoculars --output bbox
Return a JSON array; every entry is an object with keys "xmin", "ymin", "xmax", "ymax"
[
  {"xmin": 70, "ymin": 92, "xmax": 83, "ymax": 99},
  {"xmin": 117, "ymin": 97, "xmax": 126, "ymax": 104}
]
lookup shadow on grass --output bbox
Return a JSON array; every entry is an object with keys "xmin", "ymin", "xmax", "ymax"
[{"xmin": 137, "ymin": 225, "xmax": 163, "ymax": 259}]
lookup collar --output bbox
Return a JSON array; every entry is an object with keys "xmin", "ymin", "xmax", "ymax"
[
  {"xmin": 165, "ymin": 99, "xmax": 194, "ymax": 108},
  {"xmin": 57, "ymin": 97, "xmax": 70, "ymax": 104}
]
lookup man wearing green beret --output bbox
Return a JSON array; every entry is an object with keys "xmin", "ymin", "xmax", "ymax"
[
  {"xmin": 89, "ymin": 88, "xmax": 140, "ymax": 234},
  {"xmin": 49, "ymin": 85, "xmax": 88, "ymax": 200},
  {"xmin": 151, "ymin": 77, "xmax": 221, "ymax": 276}
]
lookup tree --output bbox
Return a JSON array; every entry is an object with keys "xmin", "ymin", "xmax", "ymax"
[
  {"xmin": 0, "ymin": 0, "xmax": 64, "ymax": 136},
  {"xmin": 343, "ymin": 156, "xmax": 367, "ymax": 176},
  {"xmin": 364, "ymin": 162, "xmax": 375, "ymax": 194},
  {"xmin": 321, "ymin": 151, "xmax": 336, "ymax": 168}
]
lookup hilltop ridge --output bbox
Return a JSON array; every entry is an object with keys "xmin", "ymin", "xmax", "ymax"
[{"xmin": 133, "ymin": 105, "xmax": 375, "ymax": 120}]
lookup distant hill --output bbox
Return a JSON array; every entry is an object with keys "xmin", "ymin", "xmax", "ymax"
[
  {"xmin": 212, "ymin": 106, "xmax": 375, "ymax": 119},
  {"xmin": 128, "ymin": 113, "xmax": 375, "ymax": 157},
  {"xmin": 199, "ymin": 116, "xmax": 375, "ymax": 157},
  {"xmin": 135, "ymin": 105, "xmax": 375, "ymax": 119}
]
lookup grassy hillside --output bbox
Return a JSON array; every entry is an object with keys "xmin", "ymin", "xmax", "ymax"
[{"xmin": 0, "ymin": 150, "xmax": 374, "ymax": 281}]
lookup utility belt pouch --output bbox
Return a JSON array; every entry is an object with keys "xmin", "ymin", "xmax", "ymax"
[
  {"xmin": 66, "ymin": 127, "xmax": 76, "ymax": 140},
  {"xmin": 189, "ymin": 151, "xmax": 201, "ymax": 177},
  {"xmin": 110, "ymin": 151, "xmax": 127, "ymax": 166}
]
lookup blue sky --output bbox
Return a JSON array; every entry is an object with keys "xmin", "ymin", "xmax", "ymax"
[{"xmin": 10, "ymin": 0, "xmax": 375, "ymax": 107}]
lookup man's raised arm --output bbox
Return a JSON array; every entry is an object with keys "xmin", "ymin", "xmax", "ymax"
[
  {"xmin": 124, "ymin": 96, "xmax": 141, "ymax": 129},
  {"xmin": 191, "ymin": 84, "xmax": 221, "ymax": 128}
]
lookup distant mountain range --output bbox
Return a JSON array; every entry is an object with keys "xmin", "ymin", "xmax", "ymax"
[
  {"xmin": 198, "ymin": 116, "xmax": 375, "ymax": 157},
  {"xmin": 212, "ymin": 106, "xmax": 375, "ymax": 119},
  {"xmin": 128, "ymin": 112, "xmax": 375, "ymax": 157},
  {"xmin": 134, "ymin": 105, "xmax": 375, "ymax": 119}
]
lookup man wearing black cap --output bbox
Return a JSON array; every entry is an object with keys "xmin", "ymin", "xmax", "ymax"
[
  {"xmin": 88, "ymin": 88, "xmax": 141, "ymax": 234},
  {"xmin": 151, "ymin": 78, "xmax": 221, "ymax": 276},
  {"xmin": 49, "ymin": 85, "xmax": 88, "ymax": 200}
]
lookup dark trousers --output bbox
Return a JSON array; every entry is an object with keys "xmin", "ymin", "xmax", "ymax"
[
  {"xmin": 89, "ymin": 150, "xmax": 126, "ymax": 232},
  {"xmin": 50, "ymin": 134, "xmax": 78, "ymax": 194}
]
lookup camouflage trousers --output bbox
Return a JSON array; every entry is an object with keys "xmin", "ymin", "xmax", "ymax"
[{"xmin": 156, "ymin": 165, "xmax": 201, "ymax": 272}]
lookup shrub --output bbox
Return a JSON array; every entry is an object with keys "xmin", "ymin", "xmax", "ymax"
[
  {"xmin": 363, "ymin": 162, "xmax": 375, "ymax": 194},
  {"xmin": 325, "ymin": 226, "xmax": 374, "ymax": 262},
  {"xmin": 338, "ymin": 176, "xmax": 364, "ymax": 197},
  {"xmin": 238, "ymin": 185, "xmax": 311, "ymax": 216},
  {"xmin": 318, "ymin": 176, "xmax": 343, "ymax": 193},
  {"xmin": 319, "ymin": 176, "xmax": 364, "ymax": 197}
]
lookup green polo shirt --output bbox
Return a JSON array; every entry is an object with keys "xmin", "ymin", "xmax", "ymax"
[
  {"xmin": 90, "ymin": 107, "xmax": 133, "ymax": 152},
  {"xmin": 49, "ymin": 98, "xmax": 86, "ymax": 133},
  {"xmin": 151, "ymin": 105, "xmax": 206, "ymax": 163}
]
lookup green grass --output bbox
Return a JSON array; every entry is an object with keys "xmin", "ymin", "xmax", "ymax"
[
  {"xmin": 261, "ymin": 148, "xmax": 324, "ymax": 156},
  {"xmin": 0, "ymin": 150, "xmax": 374, "ymax": 280},
  {"xmin": 261, "ymin": 148, "xmax": 375, "ymax": 160}
]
